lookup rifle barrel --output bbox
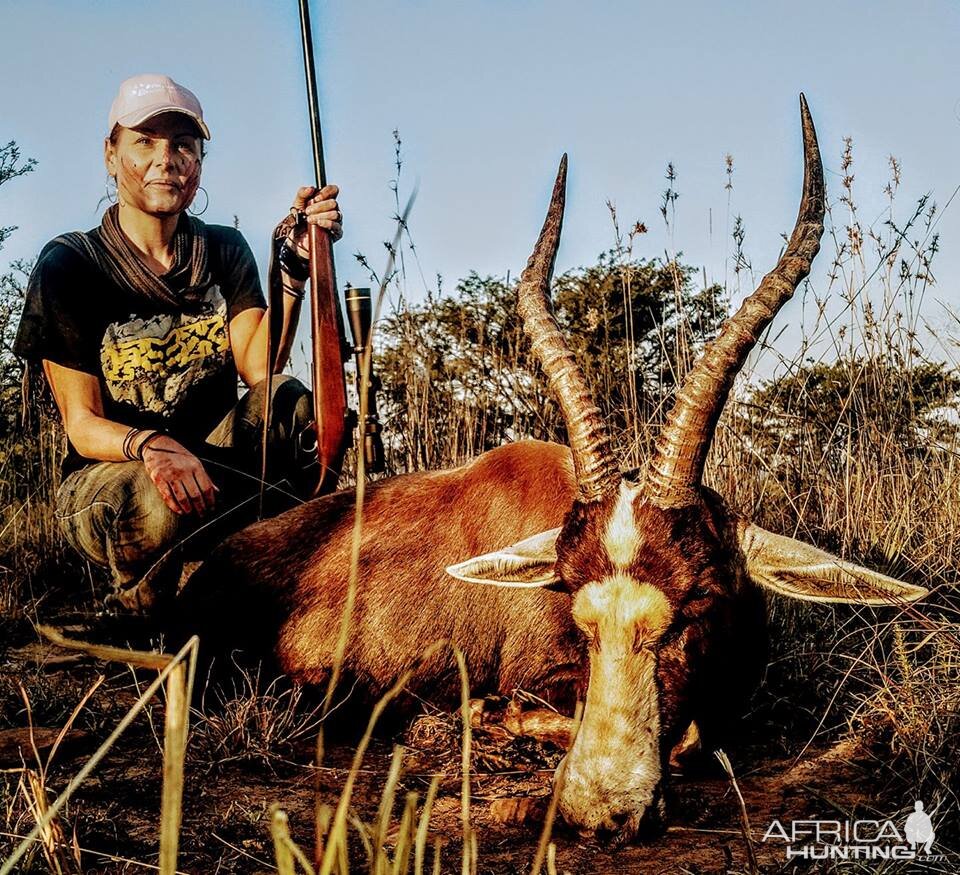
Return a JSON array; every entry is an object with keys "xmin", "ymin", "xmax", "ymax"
[{"xmin": 298, "ymin": 0, "xmax": 327, "ymax": 188}]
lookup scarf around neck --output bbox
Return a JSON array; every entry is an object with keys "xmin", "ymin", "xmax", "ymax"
[{"xmin": 53, "ymin": 204, "xmax": 212, "ymax": 309}]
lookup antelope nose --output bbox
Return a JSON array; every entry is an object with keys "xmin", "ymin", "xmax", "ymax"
[
  {"xmin": 592, "ymin": 810, "xmax": 635, "ymax": 846},
  {"xmin": 589, "ymin": 791, "xmax": 667, "ymax": 845}
]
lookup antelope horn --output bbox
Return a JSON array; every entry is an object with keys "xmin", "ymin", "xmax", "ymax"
[
  {"xmin": 518, "ymin": 155, "xmax": 619, "ymax": 503},
  {"xmin": 645, "ymin": 95, "xmax": 826, "ymax": 508}
]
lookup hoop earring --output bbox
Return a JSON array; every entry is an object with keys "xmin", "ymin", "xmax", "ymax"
[
  {"xmin": 189, "ymin": 186, "xmax": 209, "ymax": 216},
  {"xmin": 96, "ymin": 175, "xmax": 118, "ymax": 212}
]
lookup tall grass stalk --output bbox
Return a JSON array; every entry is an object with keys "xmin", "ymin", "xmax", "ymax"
[
  {"xmin": 315, "ymin": 638, "xmax": 447, "ymax": 875},
  {"xmin": 322, "ymin": 191, "xmax": 417, "ymax": 718},
  {"xmin": 455, "ymin": 649, "xmax": 473, "ymax": 875},
  {"xmin": 1, "ymin": 634, "xmax": 198, "ymax": 875},
  {"xmin": 529, "ymin": 701, "xmax": 581, "ymax": 875}
]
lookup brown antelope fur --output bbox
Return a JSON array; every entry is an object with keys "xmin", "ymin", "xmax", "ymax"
[
  {"xmin": 179, "ymin": 440, "xmax": 585, "ymax": 702},
  {"xmin": 178, "ymin": 97, "xmax": 926, "ymax": 842}
]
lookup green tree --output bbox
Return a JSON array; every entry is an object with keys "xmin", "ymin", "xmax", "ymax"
[
  {"xmin": 743, "ymin": 356, "xmax": 960, "ymax": 492},
  {"xmin": 0, "ymin": 140, "xmax": 69, "ymax": 616},
  {"xmin": 0, "ymin": 141, "xmax": 38, "ymax": 460},
  {"xmin": 552, "ymin": 252, "xmax": 726, "ymax": 434},
  {"xmin": 0, "ymin": 140, "xmax": 37, "ymax": 251},
  {"xmin": 375, "ymin": 252, "xmax": 727, "ymax": 472}
]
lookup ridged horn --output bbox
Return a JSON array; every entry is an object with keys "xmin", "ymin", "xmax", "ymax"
[
  {"xmin": 518, "ymin": 155, "xmax": 620, "ymax": 503},
  {"xmin": 645, "ymin": 94, "xmax": 826, "ymax": 508}
]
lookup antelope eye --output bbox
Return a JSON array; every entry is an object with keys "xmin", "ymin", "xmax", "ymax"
[
  {"xmin": 680, "ymin": 585, "xmax": 712, "ymax": 620},
  {"xmin": 660, "ymin": 610, "xmax": 686, "ymax": 639},
  {"xmin": 632, "ymin": 625, "xmax": 659, "ymax": 653}
]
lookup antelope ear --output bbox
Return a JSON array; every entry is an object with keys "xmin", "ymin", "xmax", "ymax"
[
  {"xmin": 446, "ymin": 527, "xmax": 561, "ymax": 588},
  {"xmin": 739, "ymin": 522, "xmax": 928, "ymax": 605}
]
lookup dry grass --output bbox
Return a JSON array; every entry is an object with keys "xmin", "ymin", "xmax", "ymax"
[
  {"xmin": 190, "ymin": 665, "xmax": 327, "ymax": 771},
  {"xmin": 1, "ymin": 133, "xmax": 958, "ymax": 870},
  {"xmin": 2, "ymin": 633, "xmax": 198, "ymax": 874},
  {"xmin": 6, "ymin": 674, "xmax": 102, "ymax": 874}
]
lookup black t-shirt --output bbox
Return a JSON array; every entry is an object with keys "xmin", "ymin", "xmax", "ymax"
[{"xmin": 14, "ymin": 224, "xmax": 267, "ymax": 476}]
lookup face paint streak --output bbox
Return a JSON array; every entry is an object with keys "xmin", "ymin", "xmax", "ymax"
[
  {"xmin": 180, "ymin": 162, "xmax": 201, "ymax": 206},
  {"xmin": 116, "ymin": 150, "xmax": 198, "ymax": 216}
]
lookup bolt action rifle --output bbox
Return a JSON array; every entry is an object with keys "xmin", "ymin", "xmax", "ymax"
[
  {"xmin": 297, "ymin": 0, "xmax": 351, "ymax": 496},
  {"xmin": 261, "ymin": 0, "xmax": 384, "ymax": 513}
]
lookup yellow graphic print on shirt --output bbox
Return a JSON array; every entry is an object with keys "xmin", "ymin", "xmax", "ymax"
[
  {"xmin": 102, "ymin": 312, "xmax": 228, "ymax": 381},
  {"xmin": 100, "ymin": 285, "xmax": 231, "ymax": 416}
]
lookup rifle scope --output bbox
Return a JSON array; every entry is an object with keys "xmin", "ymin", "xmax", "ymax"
[{"xmin": 345, "ymin": 286, "xmax": 385, "ymax": 473}]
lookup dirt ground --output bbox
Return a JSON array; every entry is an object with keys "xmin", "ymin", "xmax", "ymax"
[{"xmin": 0, "ymin": 615, "xmax": 951, "ymax": 874}]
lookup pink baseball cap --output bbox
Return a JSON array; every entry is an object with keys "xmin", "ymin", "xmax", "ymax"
[{"xmin": 108, "ymin": 73, "xmax": 211, "ymax": 140}]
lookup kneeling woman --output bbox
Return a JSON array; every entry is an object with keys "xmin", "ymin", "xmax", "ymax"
[{"xmin": 15, "ymin": 74, "xmax": 342, "ymax": 612}]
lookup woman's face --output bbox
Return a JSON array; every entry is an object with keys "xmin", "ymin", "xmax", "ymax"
[{"xmin": 105, "ymin": 112, "xmax": 203, "ymax": 218}]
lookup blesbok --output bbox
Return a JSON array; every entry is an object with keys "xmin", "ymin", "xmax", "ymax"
[{"xmin": 178, "ymin": 96, "xmax": 926, "ymax": 841}]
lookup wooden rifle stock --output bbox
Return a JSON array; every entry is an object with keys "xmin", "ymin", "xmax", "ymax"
[
  {"xmin": 309, "ymin": 222, "xmax": 350, "ymax": 495},
  {"xmin": 297, "ymin": 0, "xmax": 351, "ymax": 497}
]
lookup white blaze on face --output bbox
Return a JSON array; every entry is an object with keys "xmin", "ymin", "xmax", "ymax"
[
  {"xmin": 558, "ymin": 496, "xmax": 674, "ymax": 835},
  {"xmin": 602, "ymin": 481, "xmax": 639, "ymax": 568}
]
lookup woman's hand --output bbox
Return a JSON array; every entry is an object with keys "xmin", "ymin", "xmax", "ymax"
[
  {"xmin": 141, "ymin": 435, "xmax": 219, "ymax": 516},
  {"xmin": 288, "ymin": 184, "xmax": 343, "ymax": 259}
]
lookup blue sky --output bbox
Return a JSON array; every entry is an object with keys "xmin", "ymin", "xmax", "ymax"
[{"xmin": 2, "ymin": 0, "xmax": 959, "ymax": 377}]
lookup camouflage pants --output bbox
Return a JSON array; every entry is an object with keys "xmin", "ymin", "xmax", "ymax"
[{"xmin": 55, "ymin": 375, "xmax": 314, "ymax": 610}]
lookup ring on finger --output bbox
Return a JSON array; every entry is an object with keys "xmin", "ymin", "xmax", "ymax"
[{"xmin": 289, "ymin": 207, "xmax": 307, "ymax": 232}]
